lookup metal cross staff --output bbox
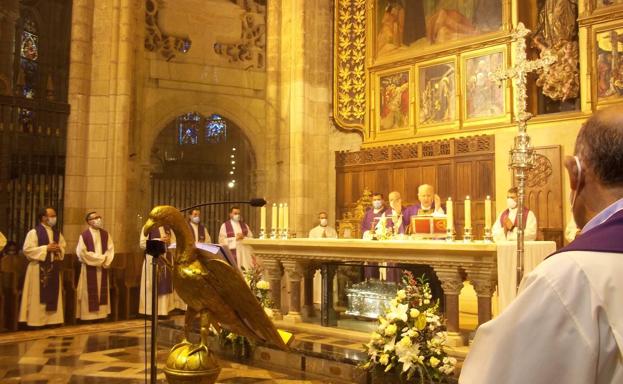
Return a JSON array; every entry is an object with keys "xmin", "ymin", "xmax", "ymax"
[{"xmin": 490, "ymin": 22, "xmax": 556, "ymax": 291}]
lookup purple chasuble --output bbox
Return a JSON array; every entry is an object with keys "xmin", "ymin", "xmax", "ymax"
[
  {"xmin": 35, "ymin": 224, "xmax": 61, "ymax": 311},
  {"xmin": 360, "ymin": 207, "xmax": 389, "ymax": 234},
  {"xmin": 188, "ymin": 221, "xmax": 206, "ymax": 242},
  {"xmin": 548, "ymin": 209, "xmax": 623, "ymax": 258},
  {"xmin": 147, "ymin": 226, "xmax": 173, "ymax": 295},
  {"xmin": 500, "ymin": 207, "xmax": 530, "ymax": 235},
  {"xmin": 224, "ymin": 220, "xmax": 249, "ymax": 265},
  {"xmin": 81, "ymin": 229, "xmax": 109, "ymax": 312}
]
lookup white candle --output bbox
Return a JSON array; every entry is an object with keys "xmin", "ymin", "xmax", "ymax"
[
  {"xmin": 464, "ymin": 196, "xmax": 472, "ymax": 229},
  {"xmin": 271, "ymin": 203, "xmax": 277, "ymax": 230},
  {"xmin": 284, "ymin": 203, "xmax": 289, "ymax": 230},
  {"xmin": 278, "ymin": 203, "xmax": 284, "ymax": 229},
  {"xmin": 260, "ymin": 205, "xmax": 266, "ymax": 231},
  {"xmin": 446, "ymin": 197, "xmax": 453, "ymax": 230},
  {"xmin": 485, "ymin": 195, "xmax": 492, "ymax": 229}
]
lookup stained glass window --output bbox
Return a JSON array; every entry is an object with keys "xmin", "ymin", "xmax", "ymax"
[
  {"xmin": 205, "ymin": 114, "xmax": 227, "ymax": 144},
  {"xmin": 177, "ymin": 112, "xmax": 200, "ymax": 145},
  {"xmin": 19, "ymin": 16, "xmax": 38, "ymax": 99}
]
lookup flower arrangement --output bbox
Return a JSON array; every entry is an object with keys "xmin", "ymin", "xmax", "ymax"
[
  {"xmin": 219, "ymin": 264, "xmax": 273, "ymax": 358},
  {"xmin": 363, "ymin": 271, "xmax": 457, "ymax": 383}
]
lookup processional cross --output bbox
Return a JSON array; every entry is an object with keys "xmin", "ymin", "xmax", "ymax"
[{"xmin": 490, "ymin": 22, "xmax": 556, "ymax": 290}]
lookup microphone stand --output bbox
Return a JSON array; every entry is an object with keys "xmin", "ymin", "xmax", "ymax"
[
  {"xmin": 145, "ymin": 240, "xmax": 166, "ymax": 384},
  {"xmin": 181, "ymin": 199, "xmax": 267, "ymax": 212}
]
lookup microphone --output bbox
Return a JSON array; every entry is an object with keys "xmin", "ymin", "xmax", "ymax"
[{"xmin": 180, "ymin": 198, "xmax": 267, "ymax": 212}]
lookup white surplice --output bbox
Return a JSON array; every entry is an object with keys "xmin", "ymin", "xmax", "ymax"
[
  {"xmin": 218, "ymin": 220, "xmax": 254, "ymax": 270},
  {"xmin": 75, "ymin": 227, "xmax": 115, "ymax": 320},
  {"xmin": 459, "ymin": 250, "xmax": 623, "ymax": 384},
  {"xmin": 491, "ymin": 208, "xmax": 537, "ymax": 242},
  {"xmin": 190, "ymin": 222, "xmax": 211, "ymax": 243},
  {"xmin": 139, "ymin": 226, "xmax": 185, "ymax": 315},
  {"xmin": 19, "ymin": 225, "xmax": 66, "ymax": 326}
]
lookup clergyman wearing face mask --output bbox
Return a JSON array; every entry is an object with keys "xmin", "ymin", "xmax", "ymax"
[
  {"xmin": 491, "ymin": 187, "xmax": 538, "ymax": 242},
  {"xmin": 309, "ymin": 211, "xmax": 338, "ymax": 239},
  {"xmin": 218, "ymin": 206, "xmax": 254, "ymax": 271},
  {"xmin": 188, "ymin": 209, "xmax": 212, "ymax": 243}
]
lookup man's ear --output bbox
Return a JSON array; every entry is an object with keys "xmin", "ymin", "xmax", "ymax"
[{"xmin": 564, "ymin": 156, "xmax": 580, "ymax": 190}]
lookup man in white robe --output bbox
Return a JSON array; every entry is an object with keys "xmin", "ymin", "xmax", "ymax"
[
  {"xmin": 308, "ymin": 211, "xmax": 338, "ymax": 304},
  {"xmin": 460, "ymin": 106, "xmax": 623, "ymax": 383},
  {"xmin": 19, "ymin": 207, "xmax": 66, "ymax": 327},
  {"xmin": 491, "ymin": 187, "xmax": 537, "ymax": 242},
  {"xmin": 218, "ymin": 206, "xmax": 254, "ymax": 270},
  {"xmin": 139, "ymin": 224, "xmax": 184, "ymax": 315},
  {"xmin": 188, "ymin": 209, "xmax": 212, "ymax": 243},
  {"xmin": 76, "ymin": 211, "xmax": 114, "ymax": 320}
]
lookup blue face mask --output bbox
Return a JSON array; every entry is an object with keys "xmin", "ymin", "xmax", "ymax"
[{"xmin": 372, "ymin": 200, "xmax": 383, "ymax": 210}]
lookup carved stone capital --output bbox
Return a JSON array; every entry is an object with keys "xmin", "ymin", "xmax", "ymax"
[
  {"xmin": 432, "ymin": 266, "xmax": 463, "ymax": 296},
  {"xmin": 281, "ymin": 260, "xmax": 306, "ymax": 282},
  {"xmin": 261, "ymin": 258, "xmax": 282, "ymax": 281},
  {"xmin": 466, "ymin": 268, "xmax": 497, "ymax": 297}
]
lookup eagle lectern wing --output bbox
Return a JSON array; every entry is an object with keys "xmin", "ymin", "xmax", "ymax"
[{"xmin": 198, "ymin": 257, "xmax": 288, "ymax": 350}]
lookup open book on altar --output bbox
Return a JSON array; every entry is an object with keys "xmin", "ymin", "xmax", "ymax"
[
  {"xmin": 409, "ymin": 215, "xmax": 447, "ymax": 238},
  {"xmin": 167, "ymin": 242, "xmax": 238, "ymax": 267}
]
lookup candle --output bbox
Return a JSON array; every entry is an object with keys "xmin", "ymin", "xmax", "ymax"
[
  {"xmin": 446, "ymin": 197, "xmax": 453, "ymax": 231},
  {"xmin": 464, "ymin": 196, "xmax": 471, "ymax": 229},
  {"xmin": 260, "ymin": 205, "xmax": 266, "ymax": 231},
  {"xmin": 485, "ymin": 195, "xmax": 492, "ymax": 229},
  {"xmin": 284, "ymin": 203, "xmax": 289, "ymax": 230},
  {"xmin": 278, "ymin": 203, "xmax": 284, "ymax": 229},
  {"xmin": 271, "ymin": 203, "xmax": 277, "ymax": 230}
]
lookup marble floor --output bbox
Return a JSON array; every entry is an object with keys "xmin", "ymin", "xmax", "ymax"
[{"xmin": 0, "ymin": 322, "xmax": 350, "ymax": 384}]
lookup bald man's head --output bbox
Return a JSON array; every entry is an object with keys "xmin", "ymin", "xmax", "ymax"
[
  {"xmin": 388, "ymin": 191, "xmax": 402, "ymax": 211},
  {"xmin": 418, "ymin": 184, "xmax": 435, "ymax": 208}
]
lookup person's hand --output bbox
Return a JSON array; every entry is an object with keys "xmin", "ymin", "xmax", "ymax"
[
  {"xmin": 236, "ymin": 233, "xmax": 245, "ymax": 240},
  {"xmin": 503, "ymin": 217, "xmax": 514, "ymax": 231},
  {"xmin": 161, "ymin": 234, "xmax": 170, "ymax": 244},
  {"xmin": 434, "ymin": 194, "xmax": 441, "ymax": 209},
  {"xmin": 47, "ymin": 243, "xmax": 60, "ymax": 252}
]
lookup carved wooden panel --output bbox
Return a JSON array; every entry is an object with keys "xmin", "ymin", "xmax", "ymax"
[{"xmin": 336, "ymin": 135, "xmax": 495, "ymax": 238}]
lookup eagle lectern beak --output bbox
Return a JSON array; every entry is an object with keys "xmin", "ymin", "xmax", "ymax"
[{"xmin": 143, "ymin": 218, "xmax": 156, "ymax": 236}]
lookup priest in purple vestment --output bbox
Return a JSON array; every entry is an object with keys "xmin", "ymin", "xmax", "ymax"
[
  {"xmin": 188, "ymin": 208, "xmax": 212, "ymax": 243},
  {"xmin": 76, "ymin": 211, "xmax": 114, "ymax": 321},
  {"xmin": 403, "ymin": 184, "xmax": 444, "ymax": 234},
  {"xmin": 360, "ymin": 192, "xmax": 389, "ymax": 279},
  {"xmin": 19, "ymin": 207, "xmax": 66, "ymax": 327},
  {"xmin": 461, "ymin": 106, "xmax": 623, "ymax": 384}
]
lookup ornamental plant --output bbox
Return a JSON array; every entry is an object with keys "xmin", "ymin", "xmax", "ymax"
[
  {"xmin": 363, "ymin": 271, "xmax": 457, "ymax": 383},
  {"xmin": 219, "ymin": 264, "xmax": 273, "ymax": 358}
]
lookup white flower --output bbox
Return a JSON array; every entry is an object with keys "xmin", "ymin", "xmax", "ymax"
[
  {"xmin": 385, "ymin": 323, "xmax": 397, "ymax": 336},
  {"xmin": 429, "ymin": 356, "xmax": 440, "ymax": 368},
  {"xmin": 386, "ymin": 303, "xmax": 409, "ymax": 322},
  {"xmin": 423, "ymin": 298, "xmax": 430, "ymax": 305},
  {"xmin": 379, "ymin": 353, "xmax": 390, "ymax": 366},
  {"xmin": 396, "ymin": 289, "xmax": 406, "ymax": 301},
  {"xmin": 256, "ymin": 280, "xmax": 270, "ymax": 290},
  {"xmin": 409, "ymin": 308, "xmax": 420, "ymax": 318}
]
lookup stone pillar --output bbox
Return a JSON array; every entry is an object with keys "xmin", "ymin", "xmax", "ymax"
[
  {"xmin": 432, "ymin": 266, "xmax": 464, "ymax": 333},
  {"xmin": 282, "ymin": 260, "xmax": 306, "ymax": 323},
  {"xmin": 466, "ymin": 268, "xmax": 497, "ymax": 326},
  {"xmin": 320, "ymin": 263, "xmax": 338, "ymax": 327},
  {"xmin": 262, "ymin": 258, "xmax": 283, "ymax": 320},
  {"xmin": 303, "ymin": 263, "xmax": 318, "ymax": 317}
]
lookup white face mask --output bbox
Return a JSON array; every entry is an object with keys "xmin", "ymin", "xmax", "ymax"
[
  {"xmin": 47, "ymin": 217, "xmax": 57, "ymax": 227},
  {"xmin": 232, "ymin": 214, "xmax": 241, "ymax": 222},
  {"xmin": 372, "ymin": 200, "xmax": 383, "ymax": 210},
  {"xmin": 191, "ymin": 216, "xmax": 201, "ymax": 224},
  {"xmin": 320, "ymin": 218, "xmax": 328, "ymax": 227},
  {"xmin": 506, "ymin": 198, "xmax": 517, "ymax": 210},
  {"xmin": 569, "ymin": 155, "xmax": 582, "ymax": 209},
  {"xmin": 91, "ymin": 218, "xmax": 103, "ymax": 229}
]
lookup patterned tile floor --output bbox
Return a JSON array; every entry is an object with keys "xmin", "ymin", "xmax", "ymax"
[{"xmin": 0, "ymin": 324, "xmax": 349, "ymax": 383}]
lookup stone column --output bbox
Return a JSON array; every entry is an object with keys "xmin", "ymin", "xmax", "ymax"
[
  {"xmin": 303, "ymin": 263, "xmax": 319, "ymax": 317},
  {"xmin": 320, "ymin": 263, "xmax": 338, "ymax": 326},
  {"xmin": 262, "ymin": 258, "xmax": 283, "ymax": 320},
  {"xmin": 432, "ymin": 266, "xmax": 464, "ymax": 333},
  {"xmin": 466, "ymin": 267, "xmax": 497, "ymax": 326},
  {"xmin": 282, "ymin": 260, "xmax": 306, "ymax": 323}
]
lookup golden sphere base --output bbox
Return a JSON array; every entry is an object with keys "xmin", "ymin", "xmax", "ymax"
[{"xmin": 164, "ymin": 343, "xmax": 221, "ymax": 384}]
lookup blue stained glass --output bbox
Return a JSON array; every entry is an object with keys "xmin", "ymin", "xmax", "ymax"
[
  {"xmin": 177, "ymin": 112, "xmax": 200, "ymax": 145},
  {"xmin": 205, "ymin": 114, "xmax": 227, "ymax": 144}
]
